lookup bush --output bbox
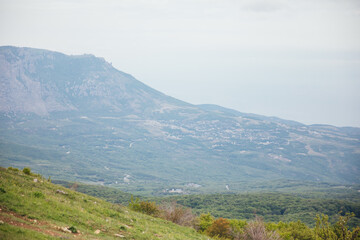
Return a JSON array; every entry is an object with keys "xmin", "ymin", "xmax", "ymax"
[
  {"xmin": 70, "ymin": 183, "xmax": 78, "ymax": 191},
  {"xmin": 129, "ymin": 196, "xmax": 159, "ymax": 216},
  {"xmin": 197, "ymin": 213, "xmax": 215, "ymax": 232},
  {"xmin": 316, "ymin": 213, "xmax": 360, "ymax": 240},
  {"xmin": 315, "ymin": 214, "xmax": 337, "ymax": 240},
  {"xmin": 22, "ymin": 167, "xmax": 31, "ymax": 175},
  {"xmin": 33, "ymin": 191, "xmax": 44, "ymax": 198},
  {"xmin": 128, "ymin": 196, "xmax": 140, "ymax": 211},
  {"xmin": 159, "ymin": 201, "xmax": 196, "ymax": 227},
  {"xmin": 68, "ymin": 226, "xmax": 77, "ymax": 233},
  {"xmin": 207, "ymin": 217, "xmax": 232, "ymax": 239},
  {"xmin": 230, "ymin": 219, "xmax": 247, "ymax": 238},
  {"xmin": 333, "ymin": 213, "xmax": 360, "ymax": 239},
  {"xmin": 139, "ymin": 201, "xmax": 159, "ymax": 215},
  {"xmin": 267, "ymin": 221, "xmax": 313, "ymax": 240},
  {"xmin": 8, "ymin": 167, "xmax": 19, "ymax": 172},
  {"xmin": 241, "ymin": 217, "xmax": 281, "ymax": 240}
]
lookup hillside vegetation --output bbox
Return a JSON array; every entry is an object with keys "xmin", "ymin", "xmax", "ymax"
[
  {"xmin": 54, "ymin": 179, "xmax": 360, "ymax": 228},
  {"xmin": 1, "ymin": 167, "xmax": 360, "ymax": 239},
  {"xmin": 0, "ymin": 167, "xmax": 208, "ymax": 239},
  {"xmin": 53, "ymin": 179, "xmax": 135, "ymax": 205},
  {"xmin": 165, "ymin": 193, "xmax": 360, "ymax": 228}
]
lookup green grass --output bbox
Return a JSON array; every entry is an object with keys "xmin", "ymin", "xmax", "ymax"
[
  {"xmin": 52, "ymin": 179, "xmax": 135, "ymax": 204},
  {"xmin": 0, "ymin": 167, "xmax": 209, "ymax": 239},
  {"xmin": 0, "ymin": 224, "xmax": 59, "ymax": 240}
]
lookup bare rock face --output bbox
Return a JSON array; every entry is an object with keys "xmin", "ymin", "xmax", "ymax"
[
  {"xmin": 0, "ymin": 47, "xmax": 72, "ymax": 115},
  {"xmin": 0, "ymin": 46, "xmax": 186, "ymax": 117}
]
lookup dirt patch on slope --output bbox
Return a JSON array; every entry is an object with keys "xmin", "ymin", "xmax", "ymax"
[{"xmin": 0, "ymin": 208, "xmax": 75, "ymax": 238}]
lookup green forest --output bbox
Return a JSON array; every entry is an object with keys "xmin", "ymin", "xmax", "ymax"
[
  {"xmin": 164, "ymin": 193, "xmax": 360, "ymax": 227},
  {"xmin": 54, "ymin": 179, "xmax": 360, "ymax": 228},
  {"xmin": 129, "ymin": 197, "xmax": 360, "ymax": 240}
]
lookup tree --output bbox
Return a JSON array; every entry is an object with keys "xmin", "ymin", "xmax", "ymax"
[
  {"xmin": 315, "ymin": 214, "xmax": 337, "ymax": 240},
  {"xmin": 333, "ymin": 213, "xmax": 360, "ymax": 240}
]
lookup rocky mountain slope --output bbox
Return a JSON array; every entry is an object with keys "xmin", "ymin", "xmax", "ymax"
[{"xmin": 0, "ymin": 46, "xmax": 359, "ymax": 194}]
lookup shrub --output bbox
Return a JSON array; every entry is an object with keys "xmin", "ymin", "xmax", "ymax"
[
  {"xmin": 267, "ymin": 221, "xmax": 313, "ymax": 240},
  {"xmin": 197, "ymin": 213, "xmax": 215, "ymax": 232},
  {"xmin": 315, "ymin": 214, "xmax": 337, "ymax": 240},
  {"xmin": 8, "ymin": 167, "xmax": 19, "ymax": 172},
  {"xmin": 129, "ymin": 196, "xmax": 141, "ymax": 210},
  {"xmin": 241, "ymin": 217, "xmax": 281, "ymax": 240},
  {"xmin": 318, "ymin": 213, "xmax": 360, "ymax": 240},
  {"xmin": 207, "ymin": 217, "xmax": 232, "ymax": 239},
  {"xmin": 33, "ymin": 191, "xmax": 44, "ymax": 198},
  {"xmin": 129, "ymin": 196, "xmax": 159, "ymax": 216},
  {"xmin": 230, "ymin": 219, "xmax": 247, "ymax": 238},
  {"xmin": 334, "ymin": 213, "xmax": 360, "ymax": 239},
  {"xmin": 70, "ymin": 183, "xmax": 78, "ymax": 191},
  {"xmin": 139, "ymin": 201, "xmax": 159, "ymax": 215},
  {"xmin": 23, "ymin": 167, "xmax": 31, "ymax": 175},
  {"xmin": 159, "ymin": 201, "xmax": 196, "ymax": 227},
  {"xmin": 68, "ymin": 226, "xmax": 77, "ymax": 233}
]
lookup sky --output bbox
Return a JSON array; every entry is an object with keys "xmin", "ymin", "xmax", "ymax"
[{"xmin": 1, "ymin": 0, "xmax": 360, "ymax": 127}]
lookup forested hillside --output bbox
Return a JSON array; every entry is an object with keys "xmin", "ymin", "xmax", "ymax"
[
  {"xmin": 166, "ymin": 193, "xmax": 360, "ymax": 228},
  {"xmin": 54, "ymin": 179, "xmax": 360, "ymax": 228}
]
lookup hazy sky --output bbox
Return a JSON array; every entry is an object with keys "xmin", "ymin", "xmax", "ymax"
[{"xmin": 1, "ymin": 0, "xmax": 360, "ymax": 127}]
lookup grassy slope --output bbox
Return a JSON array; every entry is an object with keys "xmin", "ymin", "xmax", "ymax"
[
  {"xmin": 0, "ymin": 167, "xmax": 208, "ymax": 240},
  {"xmin": 52, "ymin": 180, "xmax": 135, "ymax": 205}
]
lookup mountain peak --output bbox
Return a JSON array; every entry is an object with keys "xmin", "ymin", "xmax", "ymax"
[{"xmin": 0, "ymin": 46, "xmax": 189, "ymax": 117}]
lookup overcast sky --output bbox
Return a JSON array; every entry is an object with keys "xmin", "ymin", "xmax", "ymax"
[{"xmin": 1, "ymin": 0, "xmax": 360, "ymax": 127}]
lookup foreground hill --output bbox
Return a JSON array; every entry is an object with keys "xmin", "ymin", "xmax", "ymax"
[
  {"xmin": 0, "ymin": 167, "xmax": 208, "ymax": 239},
  {"xmin": 0, "ymin": 46, "xmax": 359, "ymax": 194}
]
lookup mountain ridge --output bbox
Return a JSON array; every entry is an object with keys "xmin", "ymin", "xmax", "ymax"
[
  {"xmin": 0, "ymin": 46, "xmax": 359, "ymax": 194},
  {"xmin": 0, "ymin": 45, "xmax": 193, "ymax": 117}
]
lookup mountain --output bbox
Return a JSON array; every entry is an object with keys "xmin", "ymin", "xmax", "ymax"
[
  {"xmin": 0, "ymin": 46, "xmax": 359, "ymax": 195},
  {"xmin": 0, "ymin": 46, "xmax": 191, "ymax": 116}
]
